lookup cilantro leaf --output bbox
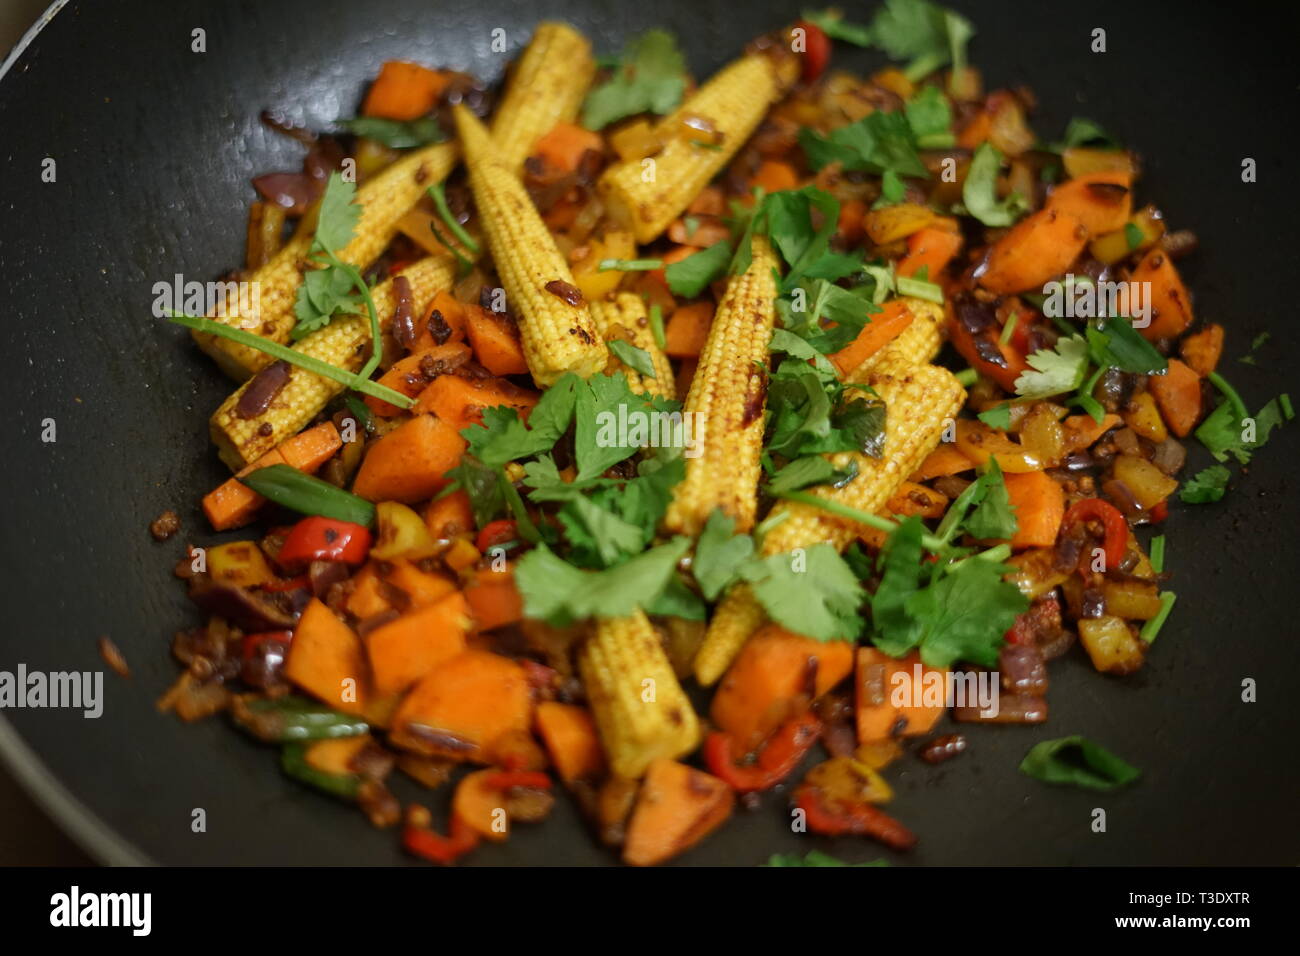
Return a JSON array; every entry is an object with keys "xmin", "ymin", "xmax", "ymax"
[
  {"xmin": 607, "ymin": 339, "xmax": 658, "ymax": 379},
  {"xmin": 1019, "ymin": 736, "xmax": 1140, "ymax": 791},
  {"xmin": 962, "ymin": 143, "xmax": 1029, "ymax": 227},
  {"xmin": 868, "ymin": 516, "xmax": 929, "ymax": 657},
  {"xmin": 765, "ymin": 455, "xmax": 850, "ymax": 495},
  {"xmin": 1014, "ymin": 335, "xmax": 1090, "ymax": 400},
  {"xmin": 739, "ymin": 545, "xmax": 865, "ymax": 641},
  {"xmin": 1086, "ymin": 316, "xmax": 1167, "ymax": 375},
  {"xmin": 692, "ymin": 509, "xmax": 756, "ymax": 600},
  {"xmin": 338, "ymin": 116, "xmax": 444, "ymax": 148},
  {"xmin": 463, "ymin": 374, "xmax": 579, "ymax": 468},
  {"xmin": 963, "ymin": 459, "xmax": 1018, "ymax": 540},
  {"xmin": 1195, "ymin": 393, "xmax": 1292, "ymax": 465},
  {"xmin": 556, "ymin": 496, "xmax": 647, "ymax": 568},
  {"xmin": 292, "ymin": 266, "xmax": 362, "ymax": 338},
  {"xmin": 665, "ymin": 240, "xmax": 731, "ymax": 298},
  {"xmin": 800, "ymin": 9, "xmax": 874, "ymax": 46},
  {"xmin": 903, "ymin": 85, "xmax": 953, "ymax": 145},
  {"xmin": 443, "ymin": 455, "xmax": 506, "ymax": 528},
  {"xmin": 313, "ymin": 171, "xmax": 362, "ymax": 253},
  {"xmin": 799, "ymin": 109, "xmax": 928, "ymax": 178},
  {"xmin": 574, "ymin": 373, "xmax": 682, "ymax": 480},
  {"xmin": 1179, "ymin": 465, "xmax": 1230, "ymax": 504},
  {"xmin": 643, "ymin": 572, "xmax": 707, "ymax": 620},
  {"xmin": 977, "ymin": 403, "xmax": 1012, "ymax": 430},
  {"xmin": 582, "ymin": 30, "xmax": 686, "ymax": 130},
  {"xmin": 764, "ymin": 850, "xmax": 887, "ymax": 867},
  {"xmin": 1050, "ymin": 117, "xmax": 1121, "ymax": 152},
  {"xmin": 869, "ymin": 0, "xmax": 975, "ymax": 82}
]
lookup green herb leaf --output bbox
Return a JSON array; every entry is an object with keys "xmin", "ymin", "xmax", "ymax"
[
  {"xmin": 607, "ymin": 339, "xmax": 658, "ymax": 379},
  {"xmin": 977, "ymin": 403, "xmax": 1012, "ymax": 430},
  {"xmin": 868, "ymin": 0, "xmax": 975, "ymax": 82},
  {"xmin": 239, "ymin": 464, "xmax": 375, "ymax": 526},
  {"xmin": 1086, "ymin": 316, "xmax": 1167, "ymax": 375},
  {"xmin": 962, "ymin": 143, "xmax": 1028, "ymax": 227},
  {"xmin": 462, "ymin": 374, "xmax": 580, "ymax": 468},
  {"xmin": 963, "ymin": 459, "xmax": 1018, "ymax": 540},
  {"xmin": 1014, "ymin": 335, "xmax": 1090, "ymax": 400},
  {"xmin": 799, "ymin": 109, "xmax": 928, "ymax": 178},
  {"xmin": 665, "ymin": 240, "xmax": 731, "ymax": 297},
  {"xmin": 1179, "ymin": 464, "xmax": 1230, "ymax": 504},
  {"xmin": 313, "ymin": 171, "xmax": 362, "ymax": 253},
  {"xmin": 582, "ymin": 30, "xmax": 687, "ymax": 130},
  {"xmin": 764, "ymin": 850, "xmax": 887, "ymax": 867},
  {"xmin": 800, "ymin": 9, "xmax": 874, "ymax": 46},
  {"xmin": 1148, "ymin": 534, "xmax": 1166, "ymax": 574},
  {"xmin": 739, "ymin": 545, "xmax": 865, "ymax": 641},
  {"xmin": 1019, "ymin": 736, "xmax": 1140, "ymax": 791},
  {"xmin": 765, "ymin": 455, "xmax": 849, "ymax": 495},
  {"xmin": 1051, "ymin": 117, "xmax": 1121, "ymax": 152},
  {"xmin": 693, "ymin": 509, "xmax": 756, "ymax": 601},
  {"xmin": 338, "ymin": 116, "xmax": 444, "ymax": 148}
]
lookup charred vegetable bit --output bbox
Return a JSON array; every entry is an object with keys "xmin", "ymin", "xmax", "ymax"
[{"xmin": 232, "ymin": 695, "xmax": 369, "ymax": 743}]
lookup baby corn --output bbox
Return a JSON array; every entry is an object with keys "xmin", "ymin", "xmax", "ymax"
[
  {"xmin": 579, "ymin": 610, "xmax": 701, "ymax": 779},
  {"xmin": 598, "ymin": 54, "xmax": 784, "ymax": 243},
  {"xmin": 209, "ymin": 256, "xmax": 457, "ymax": 470},
  {"xmin": 663, "ymin": 237, "xmax": 778, "ymax": 536},
  {"xmin": 195, "ymin": 142, "xmax": 459, "ymax": 379},
  {"xmin": 589, "ymin": 293, "xmax": 676, "ymax": 399},
  {"xmin": 454, "ymin": 104, "xmax": 607, "ymax": 385},
  {"xmin": 491, "ymin": 21, "xmax": 596, "ymax": 172},
  {"xmin": 694, "ymin": 363, "xmax": 967, "ymax": 684},
  {"xmin": 844, "ymin": 298, "xmax": 945, "ymax": 384}
]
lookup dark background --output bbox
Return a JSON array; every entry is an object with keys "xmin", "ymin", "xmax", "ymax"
[{"xmin": 0, "ymin": 0, "xmax": 1296, "ymax": 865}]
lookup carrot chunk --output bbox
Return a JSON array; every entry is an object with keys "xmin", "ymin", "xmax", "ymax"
[
  {"xmin": 352, "ymin": 414, "xmax": 466, "ymax": 504},
  {"xmin": 362, "ymin": 61, "xmax": 450, "ymax": 121}
]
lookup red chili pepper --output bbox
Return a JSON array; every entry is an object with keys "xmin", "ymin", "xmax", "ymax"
[
  {"xmin": 704, "ymin": 713, "xmax": 821, "ymax": 793},
  {"xmin": 1148, "ymin": 500, "xmax": 1168, "ymax": 524},
  {"xmin": 1062, "ymin": 498, "xmax": 1128, "ymax": 573},
  {"xmin": 481, "ymin": 770, "xmax": 552, "ymax": 791},
  {"xmin": 402, "ymin": 815, "xmax": 480, "ymax": 865},
  {"xmin": 260, "ymin": 574, "xmax": 310, "ymax": 592},
  {"xmin": 241, "ymin": 630, "xmax": 293, "ymax": 660},
  {"xmin": 796, "ymin": 21, "xmax": 832, "ymax": 84},
  {"xmin": 475, "ymin": 519, "xmax": 518, "ymax": 554},
  {"xmin": 793, "ymin": 785, "xmax": 917, "ymax": 851},
  {"xmin": 277, "ymin": 516, "xmax": 371, "ymax": 570}
]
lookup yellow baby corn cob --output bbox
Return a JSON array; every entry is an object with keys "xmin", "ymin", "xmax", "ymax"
[
  {"xmin": 589, "ymin": 292, "xmax": 676, "ymax": 399},
  {"xmin": 195, "ymin": 142, "xmax": 459, "ymax": 379},
  {"xmin": 843, "ymin": 297, "xmax": 945, "ymax": 384},
  {"xmin": 598, "ymin": 54, "xmax": 784, "ymax": 243},
  {"xmin": 663, "ymin": 236, "xmax": 778, "ymax": 536},
  {"xmin": 579, "ymin": 609, "xmax": 701, "ymax": 779},
  {"xmin": 491, "ymin": 21, "xmax": 596, "ymax": 172},
  {"xmin": 694, "ymin": 363, "xmax": 967, "ymax": 684},
  {"xmin": 209, "ymin": 256, "xmax": 457, "ymax": 470},
  {"xmin": 454, "ymin": 104, "xmax": 607, "ymax": 386}
]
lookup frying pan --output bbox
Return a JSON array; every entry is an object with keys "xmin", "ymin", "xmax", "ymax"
[{"xmin": 0, "ymin": 0, "xmax": 1295, "ymax": 866}]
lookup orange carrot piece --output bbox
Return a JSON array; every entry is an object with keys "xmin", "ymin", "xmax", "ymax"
[
  {"xmin": 1061, "ymin": 413, "xmax": 1122, "ymax": 453},
  {"xmin": 346, "ymin": 563, "xmax": 397, "ymax": 621},
  {"xmin": 897, "ymin": 226, "xmax": 963, "ymax": 279},
  {"xmin": 366, "ymin": 592, "xmax": 469, "ymax": 696},
  {"xmin": 452, "ymin": 769, "xmax": 511, "ymax": 842},
  {"xmin": 352, "ymin": 414, "xmax": 467, "ymax": 504},
  {"xmin": 413, "ymin": 374, "xmax": 539, "ymax": 432},
  {"xmin": 751, "ymin": 159, "xmax": 799, "ymax": 194},
  {"xmin": 858, "ymin": 481, "xmax": 950, "ymax": 550},
  {"xmin": 837, "ymin": 199, "xmax": 868, "ymax": 245},
  {"xmin": 366, "ymin": 342, "xmax": 473, "ymax": 417},
  {"xmin": 663, "ymin": 302, "xmax": 715, "ymax": 358},
  {"xmin": 622, "ymin": 759, "xmax": 734, "ymax": 866},
  {"xmin": 1132, "ymin": 249, "xmax": 1194, "ymax": 341},
  {"xmin": 1044, "ymin": 171, "xmax": 1133, "ymax": 236},
  {"xmin": 855, "ymin": 648, "xmax": 947, "ymax": 743},
  {"xmin": 533, "ymin": 121, "xmax": 604, "ymax": 173},
  {"xmin": 202, "ymin": 423, "xmax": 342, "ymax": 531},
  {"xmin": 710, "ymin": 624, "xmax": 855, "ymax": 753},
  {"xmin": 956, "ymin": 110, "xmax": 992, "ymax": 149},
  {"xmin": 285, "ymin": 598, "xmax": 369, "ymax": 715},
  {"xmin": 386, "ymin": 559, "xmax": 458, "ymax": 609},
  {"xmin": 412, "ymin": 291, "xmax": 468, "ymax": 351},
  {"xmin": 535, "ymin": 702, "xmax": 604, "ymax": 783},
  {"xmin": 978, "ymin": 208, "xmax": 1089, "ymax": 294},
  {"xmin": 1148, "ymin": 358, "xmax": 1202, "ymax": 437},
  {"xmin": 391, "ymin": 650, "xmax": 532, "ymax": 762},
  {"xmin": 362, "ymin": 61, "xmax": 450, "ymax": 121},
  {"xmin": 827, "ymin": 298, "xmax": 915, "ymax": 377},
  {"xmin": 464, "ymin": 566, "xmax": 524, "ymax": 632},
  {"xmin": 424, "ymin": 490, "xmax": 474, "ymax": 539},
  {"xmin": 908, "ymin": 443, "xmax": 976, "ymax": 482},
  {"xmin": 1180, "ymin": 323, "xmax": 1224, "ymax": 377},
  {"xmin": 1003, "ymin": 471, "xmax": 1065, "ymax": 550},
  {"xmin": 464, "ymin": 305, "xmax": 529, "ymax": 376}
]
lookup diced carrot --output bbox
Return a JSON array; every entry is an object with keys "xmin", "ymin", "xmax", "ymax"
[
  {"xmin": 837, "ymin": 199, "xmax": 868, "ymax": 245},
  {"xmin": 412, "ymin": 291, "xmax": 469, "ymax": 351},
  {"xmin": 464, "ymin": 566, "xmax": 524, "ymax": 632},
  {"xmin": 362, "ymin": 61, "xmax": 450, "ymax": 121},
  {"xmin": 535, "ymin": 702, "xmax": 604, "ymax": 783},
  {"xmin": 648, "ymin": 244, "xmax": 698, "ymax": 288},
  {"xmin": 855, "ymin": 647, "xmax": 947, "ymax": 744},
  {"xmin": 1003, "ymin": 471, "xmax": 1065, "ymax": 550},
  {"xmin": 1180, "ymin": 323, "xmax": 1224, "ymax": 377},
  {"xmin": 533, "ymin": 121, "xmax": 604, "ymax": 173},
  {"xmin": 413, "ymin": 373, "xmax": 539, "ymax": 431},
  {"xmin": 352, "ymin": 414, "xmax": 467, "ymax": 504},
  {"xmin": 978, "ymin": 208, "xmax": 1089, "ymax": 295},
  {"xmin": 366, "ymin": 342, "xmax": 473, "ymax": 417},
  {"xmin": 464, "ymin": 305, "xmax": 529, "ymax": 376},
  {"xmin": 897, "ymin": 226, "xmax": 964, "ymax": 280},
  {"xmin": 663, "ymin": 302, "xmax": 715, "ymax": 358},
  {"xmin": 345, "ymin": 562, "xmax": 396, "ymax": 620},
  {"xmin": 391, "ymin": 650, "xmax": 532, "ymax": 762},
  {"xmin": 859, "ymin": 481, "xmax": 951, "ymax": 550},
  {"xmin": 827, "ymin": 298, "xmax": 915, "ymax": 377},
  {"xmin": 956, "ymin": 110, "xmax": 993, "ymax": 149},
  {"xmin": 285, "ymin": 598, "xmax": 369, "ymax": 715},
  {"xmin": 366, "ymin": 592, "xmax": 469, "ymax": 696},
  {"xmin": 710, "ymin": 624, "xmax": 855, "ymax": 753},
  {"xmin": 1044, "ymin": 171, "xmax": 1133, "ymax": 235},
  {"xmin": 1132, "ymin": 249, "xmax": 1194, "ymax": 341},
  {"xmin": 424, "ymin": 490, "xmax": 474, "ymax": 539},
  {"xmin": 1148, "ymin": 358, "xmax": 1202, "ymax": 437},
  {"xmin": 202, "ymin": 423, "xmax": 342, "ymax": 531},
  {"xmin": 622, "ymin": 759, "xmax": 733, "ymax": 866},
  {"xmin": 751, "ymin": 159, "xmax": 799, "ymax": 194},
  {"xmin": 452, "ymin": 769, "xmax": 510, "ymax": 842},
  {"xmin": 387, "ymin": 559, "xmax": 458, "ymax": 609},
  {"xmin": 908, "ymin": 443, "xmax": 976, "ymax": 482}
]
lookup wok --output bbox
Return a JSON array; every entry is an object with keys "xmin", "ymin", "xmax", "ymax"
[{"xmin": 0, "ymin": 0, "xmax": 1296, "ymax": 865}]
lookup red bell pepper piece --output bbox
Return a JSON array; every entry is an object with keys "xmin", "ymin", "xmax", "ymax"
[
  {"xmin": 704, "ymin": 713, "xmax": 822, "ymax": 793},
  {"xmin": 796, "ymin": 21, "xmax": 831, "ymax": 84},
  {"xmin": 1062, "ymin": 498, "xmax": 1128, "ymax": 573},
  {"xmin": 1148, "ymin": 500, "xmax": 1168, "ymax": 524},
  {"xmin": 402, "ymin": 815, "xmax": 481, "ymax": 865},
  {"xmin": 793, "ymin": 784, "xmax": 917, "ymax": 851},
  {"xmin": 948, "ymin": 315, "xmax": 1029, "ymax": 392},
  {"xmin": 277, "ymin": 516, "xmax": 371, "ymax": 570},
  {"xmin": 475, "ymin": 519, "xmax": 518, "ymax": 554}
]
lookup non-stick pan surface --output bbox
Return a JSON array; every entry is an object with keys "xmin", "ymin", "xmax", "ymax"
[{"xmin": 0, "ymin": 0, "xmax": 1296, "ymax": 865}]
